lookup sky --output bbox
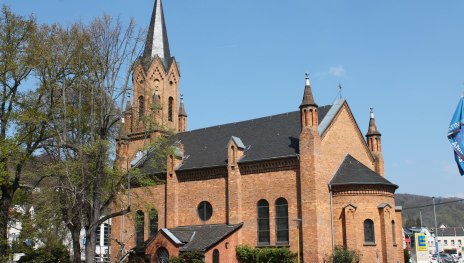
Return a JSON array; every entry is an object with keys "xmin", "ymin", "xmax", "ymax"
[{"xmin": 3, "ymin": 0, "xmax": 464, "ymax": 198}]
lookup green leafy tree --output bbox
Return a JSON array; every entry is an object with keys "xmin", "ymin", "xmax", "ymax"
[{"xmin": 0, "ymin": 5, "xmax": 55, "ymax": 260}]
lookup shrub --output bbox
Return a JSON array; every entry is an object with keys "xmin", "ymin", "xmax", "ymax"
[
  {"xmin": 169, "ymin": 251, "xmax": 204, "ymax": 263},
  {"xmin": 236, "ymin": 245, "xmax": 296, "ymax": 263},
  {"xmin": 17, "ymin": 242, "xmax": 70, "ymax": 263},
  {"xmin": 325, "ymin": 245, "xmax": 361, "ymax": 263}
]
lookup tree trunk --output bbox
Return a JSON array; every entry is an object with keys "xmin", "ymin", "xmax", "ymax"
[
  {"xmin": 70, "ymin": 225, "xmax": 82, "ymax": 263},
  {"xmin": 0, "ymin": 194, "xmax": 11, "ymax": 260},
  {"xmin": 85, "ymin": 143, "xmax": 106, "ymax": 262}
]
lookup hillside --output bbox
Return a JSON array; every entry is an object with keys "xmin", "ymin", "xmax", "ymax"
[{"xmin": 395, "ymin": 193, "xmax": 464, "ymax": 228}]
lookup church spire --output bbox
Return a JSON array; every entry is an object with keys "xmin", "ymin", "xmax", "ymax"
[
  {"xmin": 143, "ymin": 0, "xmax": 171, "ymax": 68},
  {"xmin": 299, "ymin": 73, "xmax": 318, "ymax": 130},
  {"xmin": 178, "ymin": 95, "xmax": 187, "ymax": 132},
  {"xmin": 366, "ymin": 108, "xmax": 384, "ymax": 176},
  {"xmin": 366, "ymin": 108, "xmax": 381, "ymax": 136},
  {"xmin": 300, "ymin": 73, "xmax": 318, "ymax": 109}
]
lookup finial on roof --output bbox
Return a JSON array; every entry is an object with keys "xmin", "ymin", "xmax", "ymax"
[
  {"xmin": 143, "ymin": 0, "xmax": 171, "ymax": 68},
  {"xmin": 370, "ymin": 107, "xmax": 375, "ymax": 119},
  {"xmin": 305, "ymin": 72, "xmax": 310, "ymax": 86}
]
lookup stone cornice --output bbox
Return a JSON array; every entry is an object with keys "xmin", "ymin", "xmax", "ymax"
[{"xmin": 332, "ymin": 185, "xmax": 395, "ymax": 197}]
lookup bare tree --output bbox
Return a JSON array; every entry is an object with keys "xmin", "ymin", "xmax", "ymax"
[{"xmin": 38, "ymin": 15, "xmax": 144, "ymax": 262}]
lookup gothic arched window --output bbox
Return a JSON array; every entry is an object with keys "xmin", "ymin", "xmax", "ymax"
[
  {"xmin": 364, "ymin": 219, "xmax": 375, "ymax": 243},
  {"xmin": 156, "ymin": 247, "xmax": 169, "ymax": 263},
  {"xmin": 257, "ymin": 199, "xmax": 270, "ymax": 245},
  {"xmin": 392, "ymin": 220, "xmax": 397, "ymax": 245},
  {"xmin": 213, "ymin": 249, "xmax": 219, "ymax": 263},
  {"xmin": 149, "ymin": 209, "xmax": 158, "ymax": 238},
  {"xmin": 135, "ymin": 210, "xmax": 144, "ymax": 248},
  {"xmin": 168, "ymin": 97, "xmax": 173, "ymax": 121},
  {"xmin": 138, "ymin": 96, "xmax": 144, "ymax": 120},
  {"xmin": 275, "ymin": 198, "xmax": 289, "ymax": 243}
]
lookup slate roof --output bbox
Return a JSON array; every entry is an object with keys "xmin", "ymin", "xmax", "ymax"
[
  {"xmin": 164, "ymin": 223, "xmax": 242, "ymax": 252},
  {"xmin": 142, "ymin": 0, "xmax": 172, "ymax": 71},
  {"xmin": 330, "ymin": 154, "xmax": 397, "ymax": 188},
  {"xmin": 166, "ymin": 106, "xmax": 332, "ymax": 171}
]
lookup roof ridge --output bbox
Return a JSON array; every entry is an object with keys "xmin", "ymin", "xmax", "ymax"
[{"xmin": 179, "ymin": 106, "xmax": 332, "ymax": 135}]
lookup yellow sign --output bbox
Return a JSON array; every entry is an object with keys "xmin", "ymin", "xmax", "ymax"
[{"xmin": 415, "ymin": 233, "xmax": 428, "ymax": 252}]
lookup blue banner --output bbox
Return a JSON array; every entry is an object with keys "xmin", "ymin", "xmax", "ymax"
[{"xmin": 448, "ymin": 97, "xmax": 464, "ymax": 175}]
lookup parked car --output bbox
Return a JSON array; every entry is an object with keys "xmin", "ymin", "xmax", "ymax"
[{"xmin": 431, "ymin": 253, "xmax": 456, "ymax": 263}]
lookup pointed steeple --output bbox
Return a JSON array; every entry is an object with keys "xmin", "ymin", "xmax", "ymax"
[
  {"xmin": 143, "ymin": 0, "xmax": 171, "ymax": 69},
  {"xmin": 299, "ymin": 73, "xmax": 318, "ymax": 108},
  {"xmin": 366, "ymin": 108, "xmax": 384, "ymax": 176},
  {"xmin": 366, "ymin": 108, "xmax": 381, "ymax": 136},
  {"xmin": 299, "ymin": 73, "xmax": 319, "ymax": 130},
  {"xmin": 178, "ymin": 95, "xmax": 187, "ymax": 117},
  {"xmin": 178, "ymin": 95, "xmax": 187, "ymax": 132}
]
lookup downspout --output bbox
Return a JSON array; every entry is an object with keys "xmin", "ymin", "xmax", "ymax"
[{"xmin": 329, "ymin": 184, "xmax": 335, "ymax": 254}]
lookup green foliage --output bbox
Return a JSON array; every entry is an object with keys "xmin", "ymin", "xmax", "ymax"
[
  {"xmin": 325, "ymin": 245, "xmax": 361, "ymax": 263},
  {"xmin": 17, "ymin": 242, "xmax": 70, "ymax": 263},
  {"xmin": 396, "ymin": 193, "xmax": 464, "ymax": 228},
  {"xmin": 236, "ymin": 245, "xmax": 296, "ymax": 263},
  {"xmin": 169, "ymin": 251, "xmax": 204, "ymax": 263}
]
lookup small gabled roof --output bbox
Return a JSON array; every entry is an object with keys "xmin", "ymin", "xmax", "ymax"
[
  {"xmin": 330, "ymin": 154, "xmax": 397, "ymax": 189},
  {"xmin": 167, "ymin": 223, "xmax": 242, "ymax": 252}
]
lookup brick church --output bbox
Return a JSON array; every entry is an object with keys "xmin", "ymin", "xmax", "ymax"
[{"xmin": 112, "ymin": 0, "xmax": 404, "ymax": 262}]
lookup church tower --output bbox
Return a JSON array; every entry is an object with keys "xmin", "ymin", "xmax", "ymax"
[
  {"xmin": 116, "ymin": 0, "xmax": 185, "ymax": 170},
  {"xmin": 298, "ymin": 73, "xmax": 325, "ymax": 262},
  {"xmin": 366, "ymin": 108, "xmax": 384, "ymax": 175}
]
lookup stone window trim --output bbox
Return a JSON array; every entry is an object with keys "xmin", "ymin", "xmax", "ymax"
[{"xmin": 363, "ymin": 241, "xmax": 376, "ymax": 246}]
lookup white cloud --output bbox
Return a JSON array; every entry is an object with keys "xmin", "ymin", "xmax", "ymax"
[{"xmin": 329, "ymin": 65, "xmax": 346, "ymax": 77}]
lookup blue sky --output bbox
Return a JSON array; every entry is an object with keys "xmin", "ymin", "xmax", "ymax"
[{"xmin": 3, "ymin": 0, "xmax": 464, "ymax": 197}]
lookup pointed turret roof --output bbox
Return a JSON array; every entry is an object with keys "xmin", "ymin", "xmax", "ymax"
[
  {"xmin": 299, "ymin": 73, "xmax": 318, "ymax": 108},
  {"xmin": 143, "ymin": 0, "xmax": 172, "ymax": 70},
  {"xmin": 366, "ymin": 108, "xmax": 381, "ymax": 136},
  {"xmin": 178, "ymin": 96, "xmax": 187, "ymax": 117}
]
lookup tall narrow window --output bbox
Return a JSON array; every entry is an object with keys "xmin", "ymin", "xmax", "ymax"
[
  {"xmin": 168, "ymin": 97, "xmax": 173, "ymax": 121},
  {"xmin": 257, "ymin": 199, "xmax": 270, "ymax": 245},
  {"xmin": 149, "ymin": 209, "xmax": 158, "ymax": 238},
  {"xmin": 138, "ymin": 96, "xmax": 144, "ymax": 120},
  {"xmin": 391, "ymin": 220, "xmax": 397, "ymax": 245},
  {"xmin": 156, "ymin": 247, "xmax": 169, "ymax": 263},
  {"xmin": 275, "ymin": 198, "xmax": 289, "ymax": 243},
  {"xmin": 213, "ymin": 249, "xmax": 219, "ymax": 263},
  {"xmin": 103, "ymin": 223, "xmax": 111, "ymax": 246},
  {"xmin": 135, "ymin": 210, "xmax": 144, "ymax": 248},
  {"xmin": 95, "ymin": 224, "xmax": 101, "ymax": 245},
  {"xmin": 364, "ymin": 219, "xmax": 375, "ymax": 244}
]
